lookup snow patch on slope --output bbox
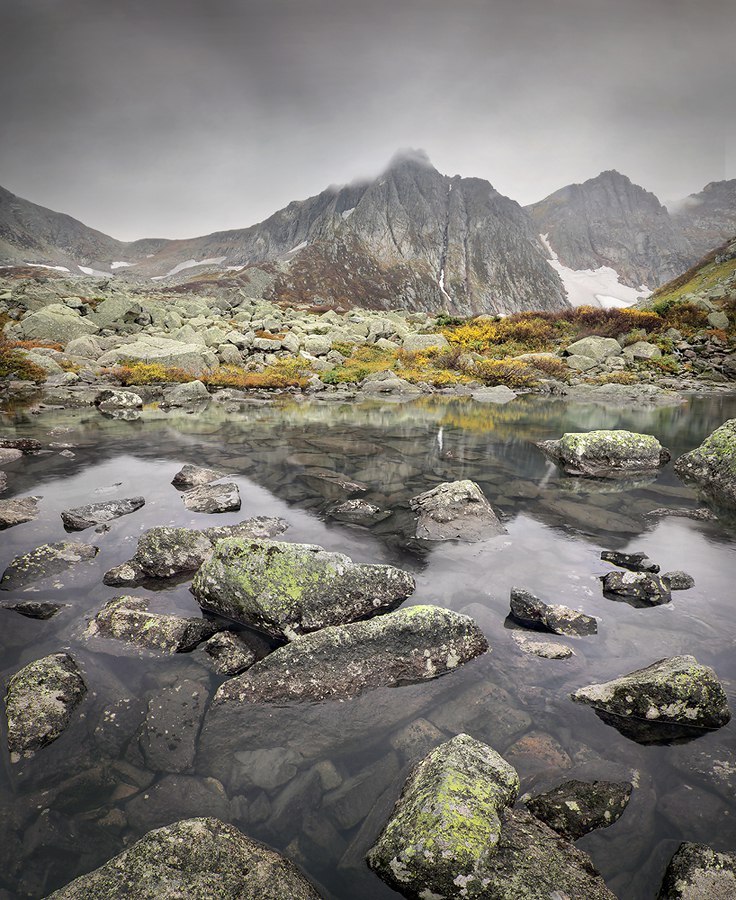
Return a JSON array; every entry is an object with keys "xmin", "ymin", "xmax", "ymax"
[
  {"xmin": 111, "ymin": 261, "xmax": 133, "ymax": 270},
  {"xmin": 540, "ymin": 234, "xmax": 650, "ymax": 309},
  {"xmin": 23, "ymin": 263, "xmax": 71, "ymax": 272},
  {"xmin": 152, "ymin": 257, "xmax": 227, "ymax": 280}
]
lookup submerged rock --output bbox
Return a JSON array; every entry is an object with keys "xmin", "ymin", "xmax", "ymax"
[
  {"xmin": 214, "ymin": 606, "xmax": 488, "ymax": 704},
  {"xmin": 45, "ymin": 817, "xmax": 323, "ymax": 899},
  {"xmin": 103, "ymin": 518, "xmax": 287, "ymax": 586},
  {"xmin": 410, "ymin": 479, "xmax": 506, "ymax": 542},
  {"xmin": 664, "ymin": 570, "xmax": 696, "ymax": 591},
  {"xmin": 600, "ymin": 571, "xmax": 672, "ymax": 606},
  {"xmin": 600, "ymin": 550, "xmax": 660, "ymax": 573},
  {"xmin": 94, "ymin": 389, "xmax": 143, "ymax": 411},
  {"xmin": 192, "ymin": 538, "xmax": 415, "ymax": 640},
  {"xmin": 571, "ymin": 655, "xmax": 731, "ymax": 732},
  {"xmin": 61, "ymin": 496, "xmax": 146, "ymax": 531},
  {"xmin": 538, "ymin": 430, "xmax": 671, "ymax": 477},
  {"xmin": 511, "ymin": 631, "xmax": 574, "ymax": 659},
  {"xmin": 0, "ymin": 541, "xmax": 98, "ymax": 590},
  {"xmin": 674, "ymin": 419, "xmax": 736, "ymax": 509},
  {"xmin": 2, "ymin": 600, "xmax": 64, "ymax": 619},
  {"xmin": 202, "ymin": 631, "xmax": 257, "ymax": 675},
  {"xmin": 4, "ymin": 653, "xmax": 87, "ymax": 759},
  {"xmin": 172, "ymin": 464, "xmax": 226, "ymax": 488},
  {"xmin": 85, "ymin": 596, "xmax": 219, "ymax": 653},
  {"xmin": 509, "ymin": 588, "xmax": 597, "ymax": 636},
  {"xmin": 181, "ymin": 481, "xmax": 241, "ymax": 513},
  {"xmin": 0, "ymin": 495, "xmax": 41, "ymax": 529},
  {"xmin": 658, "ymin": 842, "xmax": 736, "ymax": 900},
  {"xmin": 328, "ymin": 498, "xmax": 391, "ymax": 525},
  {"xmin": 525, "ymin": 779, "xmax": 632, "ymax": 840}
]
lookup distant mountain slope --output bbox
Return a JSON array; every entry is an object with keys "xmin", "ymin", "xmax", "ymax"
[{"xmin": 670, "ymin": 179, "xmax": 736, "ymax": 260}]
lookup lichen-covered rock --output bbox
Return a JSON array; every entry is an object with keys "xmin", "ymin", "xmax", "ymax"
[
  {"xmin": 2, "ymin": 600, "xmax": 64, "ymax": 619},
  {"xmin": 4, "ymin": 653, "xmax": 86, "ymax": 759},
  {"xmin": 202, "ymin": 631, "xmax": 257, "ymax": 675},
  {"xmin": 664, "ymin": 571, "xmax": 696, "ymax": 591},
  {"xmin": 214, "ymin": 606, "xmax": 488, "ymax": 704},
  {"xmin": 61, "ymin": 496, "xmax": 145, "ymax": 531},
  {"xmin": 410, "ymin": 479, "xmax": 506, "ymax": 542},
  {"xmin": 0, "ymin": 541, "xmax": 98, "ymax": 590},
  {"xmin": 171, "ymin": 464, "xmax": 226, "ymax": 488},
  {"xmin": 601, "ymin": 550, "xmax": 660, "ymax": 573},
  {"xmin": 328, "ymin": 498, "xmax": 391, "ymax": 525},
  {"xmin": 510, "ymin": 588, "xmax": 597, "ymax": 636},
  {"xmin": 94, "ymin": 389, "xmax": 143, "ymax": 411},
  {"xmin": 45, "ymin": 817, "xmax": 323, "ymax": 899},
  {"xmin": 565, "ymin": 336, "xmax": 623, "ymax": 361},
  {"xmin": 367, "ymin": 734, "xmax": 519, "ymax": 898},
  {"xmin": 103, "ymin": 519, "xmax": 287, "ymax": 586},
  {"xmin": 674, "ymin": 419, "xmax": 736, "ymax": 509},
  {"xmin": 19, "ymin": 304, "xmax": 99, "ymax": 344},
  {"xmin": 84, "ymin": 596, "xmax": 219, "ymax": 653},
  {"xmin": 160, "ymin": 380, "xmax": 210, "ymax": 407},
  {"xmin": 571, "ymin": 655, "xmax": 731, "ymax": 731},
  {"xmin": 525, "ymin": 779, "xmax": 632, "ymax": 840},
  {"xmin": 538, "ymin": 430, "xmax": 671, "ymax": 477},
  {"xmin": 181, "ymin": 482, "xmax": 241, "ymax": 514},
  {"xmin": 600, "ymin": 571, "xmax": 672, "ymax": 605},
  {"xmin": 658, "ymin": 842, "xmax": 736, "ymax": 899},
  {"xmin": 0, "ymin": 495, "xmax": 41, "ymax": 529},
  {"xmin": 192, "ymin": 538, "xmax": 415, "ymax": 640}
]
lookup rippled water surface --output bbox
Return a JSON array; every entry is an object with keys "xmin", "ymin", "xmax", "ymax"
[{"xmin": 1, "ymin": 393, "xmax": 735, "ymax": 899}]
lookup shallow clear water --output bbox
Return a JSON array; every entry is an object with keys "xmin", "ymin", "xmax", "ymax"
[{"xmin": 1, "ymin": 393, "xmax": 735, "ymax": 899}]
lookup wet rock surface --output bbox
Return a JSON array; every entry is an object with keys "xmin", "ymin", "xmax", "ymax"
[
  {"xmin": 511, "ymin": 631, "xmax": 575, "ymax": 659},
  {"xmin": 171, "ymin": 464, "xmax": 225, "ymax": 487},
  {"xmin": 509, "ymin": 588, "xmax": 598, "ymax": 636},
  {"xmin": 0, "ymin": 494, "xmax": 41, "ymax": 529},
  {"xmin": 4, "ymin": 653, "xmax": 87, "ymax": 759},
  {"xmin": 601, "ymin": 571, "xmax": 672, "ymax": 606},
  {"xmin": 181, "ymin": 481, "xmax": 241, "ymax": 513},
  {"xmin": 525, "ymin": 779, "xmax": 632, "ymax": 840},
  {"xmin": 410, "ymin": 479, "xmax": 506, "ymax": 541},
  {"xmin": 201, "ymin": 631, "xmax": 257, "ymax": 675},
  {"xmin": 664, "ymin": 570, "xmax": 696, "ymax": 590},
  {"xmin": 328, "ymin": 498, "xmax": 391, "ymax": 525},
  {"xmin": 600, "ymin": 549, "xmax": 660, "ymax": 572},
  {"xmin": 61, "ymin": 496, "xmax": 146, "ymax": 531},
  {"xmin": 192, "ymin": 538, "xmax": 415, "ymax": 640},
  {"xmin": 658, "ymin": 842, "xmax": 736, "ymax": 900},
  {"xmin": 0, "ymin": 541, "xmax": 98, "ymax": 590},
  {"xmin": 46, "ymin": 817, "xmax": 323, "ymax": 899},
  {"xmin": 1, "ymin": 600, "xmax": 64, "ymax": 619},
  {"xmin": 214, "ymin": 606, "xmax": 488, "ymax": 703},
  {"xmin": 538, "ymin": 429, "xmax": 671, "ymax": 477},
  {"xmin": 674, "ymin": 418, "xmax": 736, "ymax": 509}
]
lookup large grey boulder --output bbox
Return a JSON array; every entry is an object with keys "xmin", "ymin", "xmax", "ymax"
[
  {"xmin": 565, "ymin": 336, "xmax": 622, "ymax": 361},
  {"xmin": 192, "ymin": 538, "xmax": 415, "ymax": 640},
  {"xmin": 4, "ymin": 653, "xmax": 86, "ymax": 759},
  {"xmin": 160, "ymin": 380, "xmax": 210, "ymax": 407},
  {"xmin": 525, "ymin": 780, "xmax": 632, "ymax": 840},
  {"xmin": 410, "ymin": 480, "xmax": 506, "ymax": 542},
  {"xmin": 402, "ymin": 333, "xmax": 450, "ymax": 353},
  {"xmin": 19, "ymin": 304, "xmax": 99, "ymax": 344},
  {"xmin": 368, "ymin": 735, "xmax": 615, "ymax": 900},
  {"xmin": 181, "ymin": 482, "xmax": 241, "ymax": 514},
  {"xmin": 658, "ymin": 842, "xmax": 736, "ymax": 899},
  {"xmin": 213, "ymin": 606, "xmax": 488, "ymax": 704},
  {"xmin": 0, "ymin": 541, "xmax": 98, "ymax": 590},
  {"xmin": 96, "ymin": 336, "xmax": 218, "ymax": 376},
  {"xmin": 538, "ymin": 429, "xmax": 671, "ymax": 477},
  {"xmin": 103, "ymin": 519, "xmax": 287, "ymax": 586},
  {"xmin": 61, "ymin": 496, "xmax": 145, "ymax": 531},
  {"xmin": 510, "ymin": 588, "xmax": 597, "ymax": 636},
  {"xmin": 45, "ymin": 817, "xmax": 323, "ymax": 899},
  {"xmin": 94, "ymin": 389, "xmax": 143, "ymax": 411},
  {"xmin": 65, "ymin": 335, "xmax": 103, "ymax": 359},
  {"xmin": 84, "ymin": 596, "xmax": 219, "ymax": 653},
  {"xmin": 674, "ymin": 419, "xmax": 736, "ymax": 509},
  {"xmin": 172, "ymin": 464, "xmax": 226, "ymax": 487},
  {"xmin": 88, "ymin": 296, "xmax": 142, "ymax": 329},
  {"xmin": 0, "ymin": 495, "xmax": 41, "ymax": 529},
  {"xmin": 571, "ymin": 656, "xmax": 731, "ymax": 732}
]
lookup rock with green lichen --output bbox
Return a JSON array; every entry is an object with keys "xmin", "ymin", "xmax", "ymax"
[
  {"xmin": 537, "ymin": 429, "xmax": 671, "ymax": 477},
  {"xmin": 674, "ymin": 418, "xmax": 736, "ymax": 509},
  {"xmin": 0, "ymin": 541, "xmax": 98, "ymax": 590},
  {"xmin": 181, "ymin": 481, "xmax": 241, "ymax": 514},
  {"xmin": 45, "ymin": 817, "xmax": 323, "ymax": 899},
  {"xmin": 600, "ymin": 571, "xmax": 672, "ymax": 606},
  {"xmin": 525, "ymin": 779, "xmax": 632, "ymax": 840},
  {"xmin": 0, "ymin": 495, "xmax": 41, "ymax": 530},
  {"xmin": 368, "ymin": 735, "xmax": 615, "ymax": 900},
  {"xmin": 658, "ymin": 842, "xmax": 736, "ymax": 899},
  {"xmin": 409, "ymin": 479, "xmax": 506, "ymax": 542},
  {"xmin": 201, "ymin": 631, "xmax": 256, "ymax": 675},
  {"xmin": 84, "ymin": 596, "xmax": 219, "ymax": 654},
  {"xmin": 571, "ymin": 655, "xmax": 731, "ymax": 733},
  {"xmin": 213, "ymin": 606, "xmax": 488, "ymax": 704},
  {"xmin": 4, "ymin": 652, "xmax": 86, "ymax": 759},
  {"xmin": 192, "ymin": 538, "xmax": 415, "ymax": 640},
  {"xmin": 103, "ymin": 518, "xmax": 287, "ymax": 586},
  {"xmin": 510, "ymin": 588, "xmax": 597, "ymax": 636}
]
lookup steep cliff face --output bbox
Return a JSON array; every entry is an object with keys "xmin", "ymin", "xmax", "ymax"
[
  {"xmin": 527, "ymin": 170, "xmax": 694, "ymax": 289},
  {"xmin": 670, "ymin": 179, "xmax": 736, "ymax": 260}
]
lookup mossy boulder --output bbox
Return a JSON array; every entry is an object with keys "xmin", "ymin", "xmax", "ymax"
[
  {"xmin": 674, "ymin": 419, "xmax": 736, "ymax": 509},
  {"xmin": 0, "ymin": 541, "xmax": 98, "ymax": 590},
  {"xmin": 525, "ymin": 779, "xmax": 632, "ymax": 841},
  {"xmin": 4, "ymin": 652, "xmax": 86, "ymax": 759},
  {"xmin": 658, "ymin": 842, "xmax": 736, "ymax": 899},
  {"xmin": 45, "ymin": 817, "xmax": 322, "ymax": 899},
  {"xmin": 538, "ymin": 429, "xmax": 671, "ymax": 477},
  {"xmin": 213, "ymin": 605, "xmax": 488, "ymax": 704},
  {"xmin": 571, "ymin": 655, "xmax": 731, "ymax": 732},
  {"xmin": 410, "ymin": 480, "xmax": 507, "ymax": 542},
  {"xmin": 192, "ymin": 538, "xmax": 415, "ymax": 640}
]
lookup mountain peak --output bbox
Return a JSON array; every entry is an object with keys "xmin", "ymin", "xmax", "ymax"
[{"xmin": 383, "ymin": 148, "xmax": 435, "ymax": 173}]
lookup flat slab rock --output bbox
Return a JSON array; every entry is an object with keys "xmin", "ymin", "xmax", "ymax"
[
  {"xmin": 328, "ymin": 499, "xmax": 391, "ymax": 525},
  {"xmin": 172, "ymin": 464, "xmax": 226, "ymax": 488},
  {"xmin": 2, "ymin": 600, "xmax": 64, "ymax": 619},
  {"xmin": 0, "ymin": 541, "xmax": 98, "ymax": 590},
  {"xmin": 410, "ymin": 479, "xmax": 506, "ymax": 542},
  {"xmin": 674, "ymin": 418, "xmax": 736, "ymax": 509},
  {"xmin": 658, "ymin": 841, "xmax": 736, "ymax": 900},
  {"xmin": 85, "ymin": 596, "xmax": 219, "ymax": 654},
  {"xmin": 5, "ymin": 652, "xmax": 87, "ymax": 759},
  {"xmin": 181, "ymin": 481, "xmax": 241, "ymax": 513},
  {"xmin": 192, "ymin": 538, "xmax": 415, "ymax": 641},
  {"xmin": 510, "ymin": 588, "xmax": 597, "ymax": 636},
  {"xmin": 103, "ymin": 518, "xmax": 288, "ymax": 586},
  {"xmin": 601, "ymin": 550, "xmax": 660, "ymax": 573},
  {"xmin": 538, "ymin": 430, "xmax": 671, "ymax": 477},
  {"xmin": 61, "ymin": 496, "xmax": 145, "ymax": 531},
  {"xmin": 45, "ymin": 817, "xmax": 322, "ymax": 900},
  {"xmin": 571, "ymin": 655, "xmax": 731, "ymax": 731},
  {"xmin": 511, "ymin": 631, "xmax": 574, "ymax": 659},
  {"xmin": 0, "ymin": 495, "xmax": 41, "ymax": 529},
  {"xmin": 213, "ymin": 605, "xmax": 488, "ymax": 704},
  {"xmin": 525, "ymin": 779, "xmax": 632, "ymax": 840}
]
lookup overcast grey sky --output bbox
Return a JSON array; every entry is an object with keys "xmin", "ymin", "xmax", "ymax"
[{"xmin": 1, "ymin": 0, "xmax": 734, "ymax": 240}]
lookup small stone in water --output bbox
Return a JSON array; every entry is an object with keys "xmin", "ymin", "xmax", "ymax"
[
  {"xmin": 600, "ymin": 550, "xmax": 660, "ymax": 573},
  {"xmin": 663, "ymin": 570, "xmax": 695, "ymax": 590},
  {"xmin": 2, "ymin": 600, "xmax": 64, "ymax": 619},
  {"xmin": 511, "ymin": 631, "xmax": 575, "ymax": 659}
]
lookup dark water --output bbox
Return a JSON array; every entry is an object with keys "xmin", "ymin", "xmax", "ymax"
[{"xmin": 1, "ymin": 393, "xmax": 735, "ymax": 899}]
